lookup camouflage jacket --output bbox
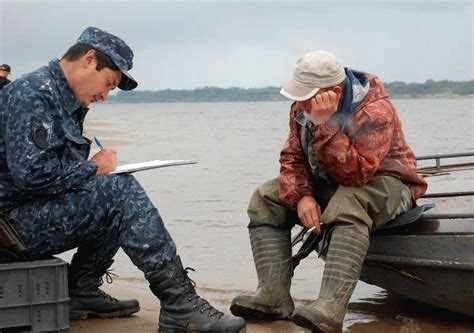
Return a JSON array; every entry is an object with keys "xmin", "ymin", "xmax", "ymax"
[
  {"xmin": 0, "ymin": 59, "xmax": 97, "ymax": 209},
  {"xmin": 278, "ymin": 74, "xmax": 427, "ymax": 209}
]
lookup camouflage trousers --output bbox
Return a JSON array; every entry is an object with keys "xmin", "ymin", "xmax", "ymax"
[
  {"xmin": 247, "ymin": 175, "xmax": 412, "ymax": 231},
  {"xmin": 8, "ymin": 174, "xmax": 177, "ymax": 276}
]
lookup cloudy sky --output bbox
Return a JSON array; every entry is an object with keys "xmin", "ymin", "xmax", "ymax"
[{"xmin": 0, "ymin": 0, "xmax": 472, "ymax": 90}]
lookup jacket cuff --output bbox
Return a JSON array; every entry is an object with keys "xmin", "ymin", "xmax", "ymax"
[{"xmin": 84, "ymin": 159, "xmax": 98, "ymax": 176}]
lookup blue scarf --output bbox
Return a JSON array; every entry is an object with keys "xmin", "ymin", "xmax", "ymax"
[{"xmin": 336, "ymin": 68, "xmax": 369, "ymax": 126}]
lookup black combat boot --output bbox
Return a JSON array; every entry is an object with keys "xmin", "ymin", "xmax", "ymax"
[
  {"xmin": 148, "ymin": 256, "xmax": 246, "ymax": 333},
  {"xmin": 230, "ymin": 226, "xmax": 294, "ymax": 320},
  {"xmin": 68, "ymin": 258, "xmax": 140, "ymax": 320}
]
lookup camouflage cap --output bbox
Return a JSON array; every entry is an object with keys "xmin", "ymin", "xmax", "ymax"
[
  {"xmin": 77, "ymin": 26, "xmax": 138, "ymax": 90},
  {"xmin": 0, "ymin": 64, "xmax": 11, "ymax": 72}
]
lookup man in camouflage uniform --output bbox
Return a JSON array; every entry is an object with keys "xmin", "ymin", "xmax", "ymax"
[
  {"xmin": 0, "ymin": 26, "xmax": 245, "ymax": 333},
  {"xmin": 230, "ymin": 51, "xmax": 427, "ymax": 332}
]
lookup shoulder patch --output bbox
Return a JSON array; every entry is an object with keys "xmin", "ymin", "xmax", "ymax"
[{"xmin": 32, "ymin": 121, "xmax": 53, "ymax": 150}]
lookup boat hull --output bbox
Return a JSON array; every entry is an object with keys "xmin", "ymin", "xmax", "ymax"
[{"xmin": 360, "ymin": 218, "xmax": 474, "ymax": 316}]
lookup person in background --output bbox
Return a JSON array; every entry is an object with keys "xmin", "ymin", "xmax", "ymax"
[
  {"xmin": 0, "ymin": 64, "xmax": 12, "ymax": 89},
  {"xmin": 230, "ymin": 50, "xmax": 427, "ymax": 332},
  {"xmin": 0, "ymin": 26, "xmax": 245, "ymax": 333}
]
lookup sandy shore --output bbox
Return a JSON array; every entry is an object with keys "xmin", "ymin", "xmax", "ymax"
[
  {"xmin": 69, "ymin": 277, "xmax": 308, "ymax": 333},
  {"xmin": 69, "ymin": 276, "xmax": 474, "ymax": 333}
]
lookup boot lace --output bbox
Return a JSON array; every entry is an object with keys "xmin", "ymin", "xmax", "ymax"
[
  {"xmin": 99, "ymin": 269, "xmax": 119, "ymax": 285},
  {"xmin": 97, "ymin": 269, "xmax": 119, "ymax": 303},
  {"xmin": 180, "ymin": 267, "xmax": 224, "ymax": 320}
]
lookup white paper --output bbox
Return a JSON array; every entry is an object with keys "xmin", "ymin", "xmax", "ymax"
[{"xmin": 111, "ymin": 160, "xmax": 197, "ymax": 174}]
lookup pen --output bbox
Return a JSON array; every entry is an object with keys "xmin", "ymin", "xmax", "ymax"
[{"xmin": 94, "ymin": 136, "xmax": 104, "ymax": 150}]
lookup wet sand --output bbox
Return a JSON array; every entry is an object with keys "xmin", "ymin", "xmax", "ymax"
[
  {"xmin": 69, "ymin": 276, "xmax": 474, "ymax": 333},
  {"xmin": 69, "ymin": 277, "xmax": 308, "ymax": 333}
]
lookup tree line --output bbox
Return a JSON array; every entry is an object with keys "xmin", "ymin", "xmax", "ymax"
[{"xmin": 110, "ymin": 80, "xmax": 474, "ymax": 103}]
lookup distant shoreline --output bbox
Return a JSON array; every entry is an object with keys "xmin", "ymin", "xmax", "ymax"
[{"xmin": 109, "ymin": 80, "xmax": 473, "ymax": 104}]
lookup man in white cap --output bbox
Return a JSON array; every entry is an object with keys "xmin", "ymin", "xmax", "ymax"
[{"xmin": 230, "ymin": 50, "xmax": 427, "ymax": 332}]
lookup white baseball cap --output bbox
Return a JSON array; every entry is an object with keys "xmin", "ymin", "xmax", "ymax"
[{"xmin": 280, "ymin": 50, "xmax": 346, "ymax": 101}]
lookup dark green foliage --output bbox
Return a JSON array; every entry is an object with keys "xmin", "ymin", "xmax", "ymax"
[
  {"xmin": 110, "ymin": 80, "xmax": 474, "ymax": 103},
  {"xmin": 385, "ymin": 80, "xmax": 474, "ymax": 98}
]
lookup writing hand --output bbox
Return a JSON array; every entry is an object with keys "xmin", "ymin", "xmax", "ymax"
[{"xmin": 91, "ymin": 148, "xmax": 118, "ymax": 175}]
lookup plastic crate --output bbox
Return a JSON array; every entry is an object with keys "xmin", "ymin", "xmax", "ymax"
[{"xmin": 0, "ymin": 258, "xmax": 69, "ymax": 332}]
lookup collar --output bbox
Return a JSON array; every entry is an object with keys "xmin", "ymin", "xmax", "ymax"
[
  {"xmin": 334, "ymin": 68, "xmax": 369, "ymax": 128},
  {"xmin": 338, "ymin": 68, "xmax": 369, "ymax": 116},
  {"xmin": 47, "ymin": 59, "xmax": 82, "ymax": 115}
]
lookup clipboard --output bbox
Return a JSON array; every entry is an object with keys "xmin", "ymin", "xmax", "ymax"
[{"xmin": 111, "ymin": 160, "xmax": 197, "ymax": 174}]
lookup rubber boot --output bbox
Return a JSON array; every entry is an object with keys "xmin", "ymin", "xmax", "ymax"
[
  {"xmin": 68, "ymin": 258, "xmax": 140, "ymax": 320},
  {"xmin": 292, "ymin": 223, "xmax": 369, "ymax": 332},
  {"xmin": 230, "ymin": 226, "xmax": 294, "ymax": 320},
  {"xmin": 148, "ymin": 256, "xmax": 246, "ymax": 333}
]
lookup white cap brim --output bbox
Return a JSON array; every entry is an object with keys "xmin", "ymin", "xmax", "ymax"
[{"xmin": 280, "ymin": 79, "xmax": 320, "ymax": 101}]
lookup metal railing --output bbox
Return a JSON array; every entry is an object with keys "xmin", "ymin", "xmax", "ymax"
[{"xmin": 416, "ymin": 151, "xmax": 474, "ymax": 176}]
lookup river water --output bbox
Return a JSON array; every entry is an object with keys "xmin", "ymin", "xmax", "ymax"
[{"xmin": 71, "ymin": 98, "xmax": 472, "ymax": 332}]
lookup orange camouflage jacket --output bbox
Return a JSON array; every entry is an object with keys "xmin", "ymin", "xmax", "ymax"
[{"xmin": 278, "ymin": 74, "xmax": 427, "ymax": 209}]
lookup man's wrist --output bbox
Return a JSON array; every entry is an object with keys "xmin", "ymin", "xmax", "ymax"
[{"xmin": 298, "ymin": 195, "xmax": 315, "ymax": 204}]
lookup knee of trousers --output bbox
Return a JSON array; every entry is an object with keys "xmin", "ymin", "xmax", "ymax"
[
  {"xmin": 103, "ymin": 174, "xmax": 143, "ymax": 193},
  {"xmin": 323, "ymin": 176, "xmax": 412, "ymax": 230},
  {"xmin": 96, "ymin": 174, "xmax": 153, "ymax": 209},
  {"xmin": 247, "ymin": 178, "xmax": 290, "ymax": 229},
  {"xmin": 321, "ymin": 185, "xmax": 375, "ymax": 230}
]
